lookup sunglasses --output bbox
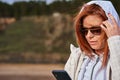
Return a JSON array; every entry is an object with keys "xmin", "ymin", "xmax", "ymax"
[{"xmin": 80, "ymin": 27, "xmax": 102, "ymax": 35}]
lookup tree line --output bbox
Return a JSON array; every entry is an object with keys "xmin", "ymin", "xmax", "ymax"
[{"xmin": 0, "ymin": 0, "xmax": 119, "ymax": 19}]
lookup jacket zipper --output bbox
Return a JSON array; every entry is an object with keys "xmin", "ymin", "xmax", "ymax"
[{"xmin": 90, "ymin": 57, "xmax": 99, "ymax": 80}]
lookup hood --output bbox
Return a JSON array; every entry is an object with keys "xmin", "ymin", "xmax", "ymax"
[{"xmin": 81, "ymin": 0, "xmax": 120, "ymax": 27}]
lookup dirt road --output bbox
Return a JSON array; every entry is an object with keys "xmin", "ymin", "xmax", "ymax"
[{"xmin": 0, "ymin": 64, "xmax": 64, "ymax": 80}]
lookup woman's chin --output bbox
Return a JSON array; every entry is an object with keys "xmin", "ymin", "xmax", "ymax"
[{"xmin": 91, "ymin": 46, "xmax": 100, "ymax": 50}]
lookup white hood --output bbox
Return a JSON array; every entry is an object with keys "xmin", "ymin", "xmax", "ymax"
[{"xmin": 83, "ymin": 0, "xmax": 120, "ymax": 27}]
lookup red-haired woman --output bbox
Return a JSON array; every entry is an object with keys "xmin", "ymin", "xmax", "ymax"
[{"xmin": 64, "ymin": 1, "xmax": 120, "ymax": 80}]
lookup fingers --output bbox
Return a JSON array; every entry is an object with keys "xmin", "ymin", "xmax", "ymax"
[
  {"xmin": 119, "ymin": 27, "xmax": 120, "ymax": 35},
  {"xmin": 100, "ymin": 13, "xmax": 120, "ymax": 37},
  {"xmin": 102, "ymin": 20, "xmax": 112, "ymax": 29},
  {"xmin": 100, "ymin": 24, "xmax": 107, "ymax": 33},
  {"xmin": 108, "ymin": 13, "xmax": 117, "ymax": 27},
  {"xmin": 101, "ymin": 13, "xmax": 118, "ymax": 29},
  {"xmin": 100, "ymin": 22, "xmax": 110, "ymax": 37}
]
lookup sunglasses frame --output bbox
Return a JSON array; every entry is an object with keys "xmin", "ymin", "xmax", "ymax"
[{"xmin": 80, "ymin": 26, "xmax": 102, "ymax": 36}]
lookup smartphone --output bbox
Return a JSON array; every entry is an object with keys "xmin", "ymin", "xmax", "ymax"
[{"xmin": 52, "ymin": 70, "xmax": 71, "ymax": 80}]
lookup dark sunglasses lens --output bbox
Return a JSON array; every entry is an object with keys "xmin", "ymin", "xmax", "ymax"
[
  {"xmin": 80, "ymin": 27, "xmax": 101, "ymax": 35},
  {"xmin": 91, "ymin": 28, "xmax": 101, "ymax": 35},
  {"xmin": 83, "ymin": 30, "xmax": 88, "ymax": 35},
  {"xmin": 80, "ymin": 28, "xmax": 88, "ymax": 35}
]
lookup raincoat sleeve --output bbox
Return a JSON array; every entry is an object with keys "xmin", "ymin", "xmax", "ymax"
[
  {"xmin": 64, "ymin": 44, "xmax": 82, "ymax": 80},
  {"xmin": 107, "ymin": 35, "xmax": 120, "ymax": 80}
]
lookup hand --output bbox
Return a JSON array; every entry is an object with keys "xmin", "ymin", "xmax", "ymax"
[{"xmin": 100, "ymin": 13, "xmax": 120, "ymax": 38}]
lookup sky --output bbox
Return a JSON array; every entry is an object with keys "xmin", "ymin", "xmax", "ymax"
[{"xmin": 0, "ymin": 0, "xmax": 55, "ymax": 4}]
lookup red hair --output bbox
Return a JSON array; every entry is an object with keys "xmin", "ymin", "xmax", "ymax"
[{"xmin": 74, "ymin": 4, "xmax": 109, "ymax": 67}]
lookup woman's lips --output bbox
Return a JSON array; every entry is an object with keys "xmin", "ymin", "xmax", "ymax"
[{"xmin": 89, "ymin": 41, "xmax": 97, "ymax": 45}]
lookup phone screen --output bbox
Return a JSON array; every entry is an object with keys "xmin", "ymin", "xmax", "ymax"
[{"xmin": 52, "ymin": 70, "xmax": 71, "ymax": 80}]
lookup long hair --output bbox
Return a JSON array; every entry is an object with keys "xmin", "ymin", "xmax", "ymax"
[{"xmin": 74, "ymin": 4, "xmax": 109, "ymax": 67}]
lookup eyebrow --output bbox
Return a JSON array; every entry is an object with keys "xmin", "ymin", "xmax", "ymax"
[
  {"xmin": 82, "ymin": 26, "xmax": 101, "ymax": 30},
  {"xmin": 82, "ymin": 26, "xmax": 101, "ymax": 29}
]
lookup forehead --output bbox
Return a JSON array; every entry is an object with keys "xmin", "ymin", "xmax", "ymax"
[{"xmin": 83, "ymin": 15, "xmax": 103, "ymax": 28}]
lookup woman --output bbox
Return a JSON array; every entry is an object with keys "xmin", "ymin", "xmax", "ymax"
[{"xmin": 64, "ymin": 1, "xmax": 120, "ymax": 80}]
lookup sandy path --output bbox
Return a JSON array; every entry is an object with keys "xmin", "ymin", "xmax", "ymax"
[{"xmin": 0, "ymin": 64, "xmax": 64, "ymax": 80}]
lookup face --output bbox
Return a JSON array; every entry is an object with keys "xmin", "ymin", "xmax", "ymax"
[{"xmin": 83, "ymin": 15, "xmax": 105, "ymax": 51}]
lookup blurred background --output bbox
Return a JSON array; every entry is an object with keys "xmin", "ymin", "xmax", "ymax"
[{"xmin": 0, "ymin": 0, "xmax": 119, "ymax": 80}]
